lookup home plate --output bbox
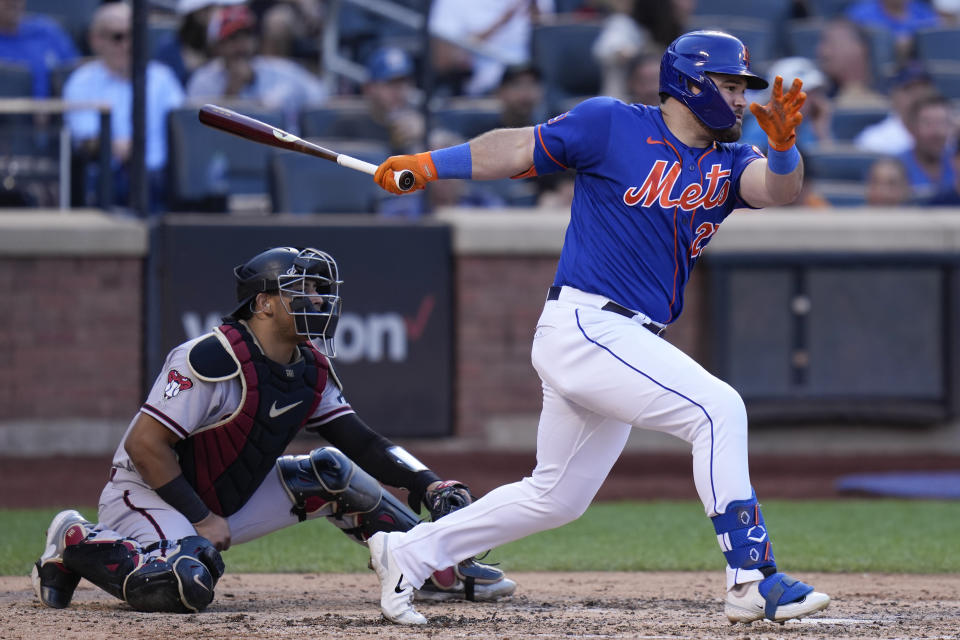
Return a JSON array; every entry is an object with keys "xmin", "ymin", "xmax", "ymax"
[{"xmin": 787, "ymin": 617, "xmax": 876, "ymax": 625}]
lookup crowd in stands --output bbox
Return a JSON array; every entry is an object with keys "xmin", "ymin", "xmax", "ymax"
[{"xmin": 1, "ymin": 0, "xmax": 959, "ymax": 214}]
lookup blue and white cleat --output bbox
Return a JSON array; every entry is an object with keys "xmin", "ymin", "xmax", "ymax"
[{"xmin": 725, "ymin": 573, "xmax": 830, "ymax": 624}]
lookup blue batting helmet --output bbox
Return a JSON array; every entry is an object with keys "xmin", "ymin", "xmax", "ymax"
[{"xmin": 660, "ymin": 30, "xmax": 768, "ymax": 130}]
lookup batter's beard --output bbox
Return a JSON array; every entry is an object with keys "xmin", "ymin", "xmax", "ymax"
[{"xmin": 709, "ymin": 121, "xmax": 742, "ymax": 143}]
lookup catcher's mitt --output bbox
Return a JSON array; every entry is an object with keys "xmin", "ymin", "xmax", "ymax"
[{"xmin": 425, "ymin": 480, "xmax": 474, "ymax": 521}]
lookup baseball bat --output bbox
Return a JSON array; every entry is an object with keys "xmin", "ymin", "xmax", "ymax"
[{"xmin": 197, "ymin": 104, "xmax": 416, "ymax": 192}]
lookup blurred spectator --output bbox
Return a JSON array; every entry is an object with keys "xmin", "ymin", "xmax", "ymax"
[
  {"xmin": 932, "ymin": 0, "xmax": 960, "ymax": 24},
  {"xmin": 0, "ymin": 0, "xmax": 78, "ymax": 97},
  {"xmin": 817, "ymin": 17, "xmax": 888, "ymax": 108},
  {"xmin": 186, "ymin": 4, "xmax": 329, "ymax": 130},
  {"xmin": 154, "ymin": 0, "xmax": 244, "ymax": 88},
  {"xmin": 741, "ymin": 57, "xmax": 832, "ymax": 153},
  {"xmin": 896, "ymin": 93, "xmax": 956, "ymax": 199},
  {"xmin": 63, "ymin": 2, "xmax": 184, "ymax": 212},
  {"xmin": 792, "ymin": 180, "xmax": 831, "ymax": 208},
  {"xmin": 249, "ymin": 0, "xmax": 323, "ymax": 67},
  {"xmin": 630, "ymin": 0, "xmax": 695, "ymax": 49},
  {"xmin": 495, "ymin": 63, "xmax": 546, "ymax": 127},
  {"xmin": 626, "ymin": 52, "xmax": 661, "ymax": 106},
  {"xmin": 378, "ymin": 129, "xmax": 506, "ymax": 218},
  {"xmin": 927, "ymin": 145, "xmax": 960, "ymax": 205},
  {"xmin": 429, "ymin": 0, "xmax": 554, "ymax": 97},
  {"xmin": 326, "ymin": 47, "xmax": 424, "ymax": 153},
  {"xmin": 845, "ymin": 0, "xmax": 939, "ymax": 60},
  {"xmin": 536, "ymin": 169, "xmax": 576, "ymax": 209},
  {"xmin": 855, "ymin": 64, "xmax": 936, "ymax": 154},
  {"xmin": 592, "ymin": 0, "xmax": 650, "ymax": 101},
  {"xmin": 864, "ymin": 156, "xmax": 913, "ymax": 206}
]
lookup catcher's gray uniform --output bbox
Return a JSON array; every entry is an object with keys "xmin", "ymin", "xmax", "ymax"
[{"xmin": 100, "ymin": 326, "xmax": 352, "ymax": 545}]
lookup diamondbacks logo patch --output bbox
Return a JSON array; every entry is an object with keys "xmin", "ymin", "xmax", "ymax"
[{"xmin": 164, "ymin": 369, "xmax": 193, "ymax": 399}]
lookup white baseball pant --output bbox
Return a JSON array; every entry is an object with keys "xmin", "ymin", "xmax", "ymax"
[
  {"xmin": 97, "ymin": 467, "xmax": 325, "ymax": 546},
  {"xmin": 388, "ymin": 285, "xmax": 756, "ymax": 588}
]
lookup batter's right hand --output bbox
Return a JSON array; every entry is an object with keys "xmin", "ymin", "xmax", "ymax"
[
  {"xmin": 193, "ymin": 512, "xmax": 232, "ymax": 551},
  {"xmin": 374, "ymin": 152, "xmax": 437, "ymax": 195}
]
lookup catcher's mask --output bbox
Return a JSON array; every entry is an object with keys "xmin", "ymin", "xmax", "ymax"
[{"xmin": 228, "ymin": 247, "xmax": 343, "ymax": 356}]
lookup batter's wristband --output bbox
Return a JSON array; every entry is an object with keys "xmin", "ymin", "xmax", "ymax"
[
  {"xmin": 767, "ymin": 144, "xmax": 800, "ymax": 175},
  {"xmin": 430, "ymin": 143, "xmax": 472, "ymax": 179},
  {"xmin": 155, "ymin": 474, "xmax": 211, "ymax": 524}
]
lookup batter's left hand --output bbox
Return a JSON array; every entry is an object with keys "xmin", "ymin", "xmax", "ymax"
[
  {"xmin": 374, "ymin": 152, "xmax": 436, "ymax": 195},
  {"xmin": 749, "ymin": 76, "xmax": 805, "ymax": 152}
]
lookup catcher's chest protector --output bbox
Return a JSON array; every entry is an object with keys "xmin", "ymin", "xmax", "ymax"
[{"xmin": 175, "ymin": 322, "xmax": 328, "ymax": 516}]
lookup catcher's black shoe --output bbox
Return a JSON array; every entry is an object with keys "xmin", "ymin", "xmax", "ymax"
[
  {"xmin": 416, "ymin": 558, "xmax": 517, "ymax": 602},
  {"xmin": 31, "ymin": 510, "xmax": 93, "ymax": 609}
]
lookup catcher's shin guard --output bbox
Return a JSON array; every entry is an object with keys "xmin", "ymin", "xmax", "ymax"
[
  {"xmin": 124, "ymin": 536, "xmax": 225, "ymax": 613},
  {"xmin": 277, "ymin": 447, "xmax": 418, "ymax": 542},
  {"xmin": 61, "ymin": 531, "xmax": 146, "ymax": 600}
]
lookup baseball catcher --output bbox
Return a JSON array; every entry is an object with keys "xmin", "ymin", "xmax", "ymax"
[{"xmin": 32, "ymin": 246, "xmax": 515, "ymax": 613}]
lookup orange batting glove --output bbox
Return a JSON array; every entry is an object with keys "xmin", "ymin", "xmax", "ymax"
[
  {"xmin": 373, "ymin": 152, "xmax": 437, "ymax": 195},
  {"xmin": 749, "ymin": 76, "xmax": 806, "ymax": 152}
]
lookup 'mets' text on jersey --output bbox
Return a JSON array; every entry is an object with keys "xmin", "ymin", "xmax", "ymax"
[{"xmin": 532, "ymin": 98, "xmax": 763, "ymax": 324}]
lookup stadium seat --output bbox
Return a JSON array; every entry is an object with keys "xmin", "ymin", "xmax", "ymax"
[
  {"xmin": 830, "ymin": 105, "xmax": 889, "ymax": 141},
  {"xmin": 786, "ymin": 18, "xmax": 824, "ymax": 59},
  {"xmin": 806, "ymin": 0, "xmax": 855, "ymax": 18},
  {"xmin": 815, "ymin": 180, "xmax": 867, "ymax": 206},
  {"xmin": 269, "ymin": 140, "xmax": 389, "ymax": 214},
  {"xmin": 927, "ymin": 63, "xmax": 960, "ymax": 100},
  {"xmin": 299, "ymin": 98, "xmax": 374, "ymax": 139},
  {"xmin": 48, "ymin": 57, "xmax": 87, "ymax": 98},
  {"xmin": 914, "ymin": 27, "xmax": 960, "ymax": 65},
  {"xmin": 0, "ymin": 61, "xmax": 34, "ymax": 97},
  {"xmin": 433, "ymin": 98, "xmax": 501, "ymax": 139},
  {"xmin": 25, "ymin": 0, "xmax": 102, "ymax": 54},
  {"xmin": 167, "ymin": 105, "xmax": 284, "ymax": 211},
  {"xmin": 532, "ymin": 21, "xmax": 603, "ymax": 114},
  {"xmin": 686, "ymin": 16, "xmax": 777, "ymax": 67},
  {"xmin": 804, "ymin": 147, "xmax": 883, "ymax": 182},
  {"xmin": 692, "ymin": 0, "xmax": 790, "ymax": 22}
]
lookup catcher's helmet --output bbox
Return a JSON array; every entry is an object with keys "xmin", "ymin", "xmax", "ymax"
[
  {"xmin": 659, "ymin": 30, "xmax": 768, "ymax": 130},
  {"xmin": 228, "ymin": 247, "xmax": 343, "ymax": 355}
]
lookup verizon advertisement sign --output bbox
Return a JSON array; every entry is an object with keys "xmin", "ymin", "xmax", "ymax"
[{"xmin": 147, "ymin": 218, "xmax": 453, "ymax": 437}]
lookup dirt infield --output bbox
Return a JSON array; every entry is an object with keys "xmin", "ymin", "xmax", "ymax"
[
  {"xmin": 5, "ymin": 451, "xmax": 959, "ymax": 639},
  {"xmin": 3, "ymin": 572, "xmax": 958, "ymax": 640}
]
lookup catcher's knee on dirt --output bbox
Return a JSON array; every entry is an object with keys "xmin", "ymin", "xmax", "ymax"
[
  {"xmin": 277, "ymin": 447, "xmax": 418, "ymax": 542},
  {"xmin": 124, "ymin": 536, "xmax": 225, "ymax": 613},
  {"xmin": 62, "ymin": 533, "xmax": 224, "ymax": 612}
]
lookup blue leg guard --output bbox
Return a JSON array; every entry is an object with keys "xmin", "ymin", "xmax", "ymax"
[{"xmin": 711, "ymin": 492, "xmax": 776, "ymax": 575}]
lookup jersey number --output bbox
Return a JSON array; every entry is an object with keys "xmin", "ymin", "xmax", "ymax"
[{"xmin": 690, "ymin": 222, "xmax": 718, "ymax": 258}]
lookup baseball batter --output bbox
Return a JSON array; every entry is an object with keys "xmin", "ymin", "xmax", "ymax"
[
  {"xmin": 366, "ymin": 30, "xmax": 831, "ymax": 625},
  {"xmin": 32, "ymin": 247, "xmax": 514, "ymax": 613}
]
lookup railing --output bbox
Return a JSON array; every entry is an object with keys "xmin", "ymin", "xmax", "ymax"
[{"xmin": 0, "ymin": 98, "xmax": 112, "ymax": 210}]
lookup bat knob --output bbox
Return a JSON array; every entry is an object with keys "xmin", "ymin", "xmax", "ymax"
[{"xmin": 396, "ymin": 170, "xmax": 416, "ymax": 192}]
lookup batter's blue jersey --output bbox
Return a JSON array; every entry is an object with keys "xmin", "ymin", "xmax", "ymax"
[{"xmin": 533, "ymin": 97, "xmax": 764, "ymax": 324}]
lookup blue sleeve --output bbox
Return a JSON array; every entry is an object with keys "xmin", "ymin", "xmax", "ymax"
[
  {"xmin": 730, "ymin": 143, "xmax": 765, "ymax": 210},
  {"xmin": 533, "ymin": 96, "xmax": 616, "ymax": 176}
]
